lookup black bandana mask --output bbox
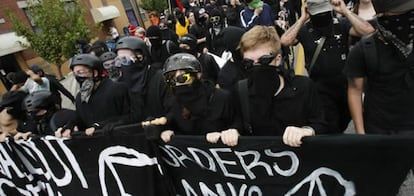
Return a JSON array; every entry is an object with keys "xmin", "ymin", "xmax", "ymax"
[
  {"xmin": 377, "ymin": 10, "xmax": 414, "ymax": 44},
  {"xmin": 76, "ymin": 77, "xmax": 94, "ymax": 103},
  {"xmin": 377, "ymin": 10, "xmax": 414, "ymax": 58},
  {"xmin": 106, "ymin": 67, "xmax": 122, "ymax": 81}
]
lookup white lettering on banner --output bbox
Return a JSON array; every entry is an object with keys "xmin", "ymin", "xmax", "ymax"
[
  {"xmin": 160, "ymin": 145, "xmax": 196, "ymax": 167},
  {"xmin": 98, "ymin": 146, "xmax": 162, "ymax": 196},
  {"xmin": 188, "ymin": 147, "xmax": 217, "ymax": 172},
  {"xmin": 210, "ymin": 148, "xmax": 245, "ymax": 179},
  {"xmin": 264, "ymin": 150, "xmax": 298, "ymax": 177},
  {"xmin": 0, "ymin": 143, "xmax": 27, "ymax": 179},
  {"xmin": 0, "ymin": 178, "xmax": 32, "ymax": 196},
  {"xmin": 285, "ymin": 167, "xmax": 355, "ymax": 196},
  {"xmin": 161, "ymin": 145, "xmax": 299, "ymax": 180},
  {"xmin": 0, "ymin": 137, "xmax": 88, "ymax": 195},
  {"xmin": 181, "ymin": 179, "xmax": 263, "ymax": 196},
  {"xmin": 14, "ymin": 137, "xmax": 88, "ymax": 188}
]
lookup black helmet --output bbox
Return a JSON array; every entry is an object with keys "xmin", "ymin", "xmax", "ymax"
[
  {"xmin": 69, "ymin": 54, "xmax": 102, "ymax": 73},
  {"xmin": 163, "ymin": 53, "xmax": 201, "ymax": 74},
  {"xmin": 99, "ymin": 51, "xmax": 117, "ymax": 62},
  {"xmin": 178, "ymin": 34, "xmax": 197, "ymax": 50},
  {"xmin": 24, "ymin": 91, "xmax": 54, "ymax": 113},
  {"xmin": 115, "ymin": 36, "xmax": 147, "ymax": 52}
]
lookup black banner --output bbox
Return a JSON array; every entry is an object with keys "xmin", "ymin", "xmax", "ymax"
[
  {"xmin": 0, "ymin": 132, "xmax": 171, "ymax": 196},
  {"xmin": 161, "ymin": 135, "xmax": 414, "ymax": 196},
  {"xmin": 0, "ymin": 127, "xmax": 413, "ymax": 196}
]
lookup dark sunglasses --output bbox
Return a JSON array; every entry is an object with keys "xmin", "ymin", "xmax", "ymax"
[{"xmin": 242, "ymin": 54, "xmax": 276, "ymax": 70}]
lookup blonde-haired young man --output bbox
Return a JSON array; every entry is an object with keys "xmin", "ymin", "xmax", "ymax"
[{"xmin": 217, "ymin": 26, "xmax": 326, "ymax": 147}]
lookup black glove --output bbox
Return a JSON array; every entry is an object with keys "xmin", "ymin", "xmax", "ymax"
[{"xmin": 144, "ymin": 125, "xmax": 162, "ymax": 141}]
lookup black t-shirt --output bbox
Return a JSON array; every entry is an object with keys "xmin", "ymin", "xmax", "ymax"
[
  {"xmin": 297, "ymin": 18, "xmax": 351, "ymax": 78},
  {"xmin": 344, "ymin": 35, "xmax": 414, "ymax": 132}
]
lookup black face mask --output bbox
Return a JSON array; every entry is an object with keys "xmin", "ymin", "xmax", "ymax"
[
  {"xmin": 174, "ymin": 83, "xmax": 208, "ymax": 116},
  {"xmin": 75, "ymin": 76, "xmax": 89, "ymax": 86},
  {"xmin": 310, "ymin": 12, "xmax": 333, "ymax": 28},
  {"xmin": 311, "ymin": 12, "xmax": 333, "ymax": 36},
  {"xmin": 377, "ymin": 10, "xmax": 414, "ymax": 44},
  {"xmin": 243, "ymin": 54, "xmax": 281, "ymax": 97}
]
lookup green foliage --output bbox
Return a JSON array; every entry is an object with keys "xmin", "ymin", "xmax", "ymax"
[
  {"xmin": 140, "ymin": 0, "xmax": 168, "ymax": 13},
  {"xmin": 6, "ymin": 0, "xmax": 91, "ymax": 76}
]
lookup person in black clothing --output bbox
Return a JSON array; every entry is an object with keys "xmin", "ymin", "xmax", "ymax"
[
  {"xmin": 206, "ymin": 8, "xmax": 227, "ymax": 56},
  {"xmin": 115, "ymin": 36, "xmax": 169, "ymax": 122},
  {"xmin": 146, "ymin": 25, "xmax": 180, "ymax": 70},
  {"xmin": 55, "ymin": 54, "xmax": 130, "ymax": 137},
  {"xmin": 280, "ymin": 0, "xmax": 374, "ymax": 133},
  {"xmin": 216, "ymin": 26, "xmax": 247, "ymax": 91},
  {"xmin": 188, "ymin": 7, "xmax": 209, "ymax": 54},
  {"xmin": 100, "ymin": 51, "xmax": 122, "ymax": 82},
  {"xmin": 345, "ymin": 1, "xmax": 414, "ymax": 134},
  {"xmin": 160, "ymin": 53, "xmax": 240, "ymax": 146},
  {"xmin": 220, "ymin": 26, "xmax": 326, "ymax": 147},
  {"xmin": 178, "ymin": 34, "xmax": 221, "ymax": 85},
  {"xmin": 29, "ymin": 65, "xmax": 75, "ymax": 108}
]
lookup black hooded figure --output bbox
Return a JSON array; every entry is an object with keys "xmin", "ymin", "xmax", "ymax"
[
  {"xmin": 188, "ymin": 7, "xmax": 209, "ymax": 53},
  {"xmin": 206, "ymin": 8, "xmax": 226, "ymax": 56},
  {"xmin": 216, "ymin": 26, "xmax": 247, "ymax": 92},
  {"xmin": 147, "ymin": 25, "xmax": 179, "ymax": 69}
]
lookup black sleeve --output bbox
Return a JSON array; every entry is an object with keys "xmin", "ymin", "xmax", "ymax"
[
  {"xmin": 344, "ymin": 41, "xmax": 368, "ymax": 78},
  {"xmin": 50, "ymin": 78, "xmax": 75, "ymax": 102},
  {"xmin": 304, "ymin": 78, "xmax": 328, "ymax": 134}
]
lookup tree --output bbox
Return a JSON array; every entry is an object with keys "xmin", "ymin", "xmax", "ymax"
[
  {"xmin": 6, "ymin": 0, "xmax": 91, "ymax": 78},
  {"xmin": 140, "ymin": 0, "xmax": 168, "ymax": 13}
]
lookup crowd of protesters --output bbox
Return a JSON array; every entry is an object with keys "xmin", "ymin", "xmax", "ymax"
[{"xmin": 0, "ymin": 0, "xmax": 413, "ymax": 153}]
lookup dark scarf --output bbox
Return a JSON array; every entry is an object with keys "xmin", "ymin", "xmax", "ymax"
[{"xmin": 377, "ymin": 10, "xmax": 414, "ymax": 58}]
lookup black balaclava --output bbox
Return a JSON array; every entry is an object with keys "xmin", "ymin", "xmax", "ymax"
[
  {"xmin": 147, "ymin": 25, "xmax": 162, "ymax": 48},
  {"xmin": 310, "ymin": 11, "xmax": 334, "ymax": 37}
]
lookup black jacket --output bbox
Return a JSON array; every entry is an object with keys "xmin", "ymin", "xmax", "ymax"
[
  {"xmin": 165, "ymin": 81, "xmax": 241, "ymax": 135},
  {"xmin": 75, "ymin": 78, "xmax": 130, "ymax": 130}
]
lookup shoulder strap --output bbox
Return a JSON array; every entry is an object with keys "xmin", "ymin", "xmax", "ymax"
[
  {"xmin": 166, "ymin": 40, "xmax": 172, "ymax": 55},
  {"xmin": 237, "ymin": 79, "xmax": 252, "ymax": 134},
  {"xmin": 360, "ymin": 35, "xmax": 378, "ymax": 74},
  {"xmin": 309, "ymin": 36, "xmax": 326, "ymax": 75}
]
